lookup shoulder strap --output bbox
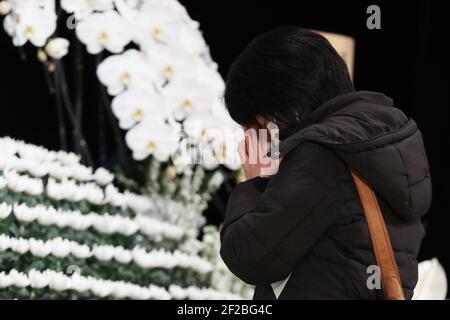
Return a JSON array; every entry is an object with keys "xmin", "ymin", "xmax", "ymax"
[{"xmin": 350, "ymin": 169, "xmax": 405, "ymax": 300}]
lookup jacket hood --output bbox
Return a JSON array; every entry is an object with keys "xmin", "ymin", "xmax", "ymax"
[{"xmin": 278, "ymin": 91, "xmax": 431, "ymax": 221}]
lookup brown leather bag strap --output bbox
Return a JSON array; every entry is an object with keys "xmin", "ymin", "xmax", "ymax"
[{"xmin": 350, "ymin": 169, "xmax": 405, "ymax": 300}]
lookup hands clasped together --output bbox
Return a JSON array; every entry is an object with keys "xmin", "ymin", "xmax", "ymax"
[{"xmin": 238, "ymin": 123, "xmax": 282, "ymax": 180}]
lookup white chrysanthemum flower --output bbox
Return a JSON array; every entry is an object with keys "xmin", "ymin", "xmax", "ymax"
[
  {"xmin": 3, "ymin": 4, "xmax": 56, "ymax": 47},
  {"xmin": 71, "ymin": 164, "xmax": 93, "ymax": 181},
  {"xmin": 48, "ymin": 271, "xmax": 69, "ymax": 291},
  {"xmin": 104, "ymin": 184, "xmax": 127, "ymax": 208},
  {"xmin": 92, "ymin": 245, "xmax": 115, "ymax": 261},
  {"xmin": 0, "ymin": 202, "xmax": 12, "ymax": 219},
  {"xmin": 8, "ymin": 269, "xmax": 30, "ymax": 288},
  {"xmin": 94, "ymin": 167, "xmax": 114, "ymax": 185},
  {"xmin": 71, "ymin": 243, "xmax": 91, "ymax": 259},
  {"xmin": 10, "ymin": 237, "xmax": 29, "ymax": 254},
  {"xmin": 28, "ymin": 238, "xmax": 51, "ymax": 257},
  {"xmin": 49, "ymin": 237, "xmax": 71, "ymax": 258},
  {"xmin": 0, "ymin": 272, "xmax": 12, "ymax": 289},
  {"xmin": 70, "ymin": 273, "xmax": 91, "ymax": 292},
  {"xmin": 45, "ymin": 37, "xmax": 70, "ymax": 59},
  {"xmin": 97, "ymin": 49, "xmax": 155, "ymax": 96},
  {"xmin": 111, "ymin": 88, "xmax": 169, "ymax": 129},
  {"xmin": 125, "ymin": 117, "xmax": 179, "ymax": 161},
  {"xmin": 75, "ymin": 11, "xmax": 132, "ymax": 54},
  {"xmin": 113, "ymin": 246, "xmax": 132, "ymax": 264},
  {"xmin": 61, "ymin": 0, "xmax": 114, "ymax": 20},
  {"xmin": 82, "ymin": 182, "xmax": 105, "ymax": 205},
  {"xmin": 28, "ymin": 269, "xmax": 49, "ymax": 289}
]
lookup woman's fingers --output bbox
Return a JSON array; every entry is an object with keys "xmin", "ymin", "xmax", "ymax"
[
  {"xmin": 238, "ymin": 140, "xmax": 247, "ymax": 164},
  {"xmin": 244, "ymin": 125, "xmax": 259, "ymax": 164}
]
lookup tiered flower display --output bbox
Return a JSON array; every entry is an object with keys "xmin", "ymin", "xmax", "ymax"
[
  {"xmin": 0, "ymin": 0, "xmax": 251, "ymax": 299},
  {"xmin": 0, "ymin": 137, "xmax": 250, "ymax": 299}
]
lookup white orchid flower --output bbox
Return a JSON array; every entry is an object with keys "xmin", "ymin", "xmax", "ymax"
[
  {"xmin": 183, "ymin": 112, "xmax": 223, "ymax": 142},
  {"xmin": 7, "ymin": 0, "xmax": 54, "ymax": 13},
  {"xmin": 142, "ymin": 42, "xmax": 200, "ymax": 85},
  {"xmin": 61, "ymin": 0, "xmax": 114, "ymax": 20},
  {"xmin": 195, "ymin": 62, "xmax": 226, "ymax": 95},
  {"xmin": 97, "ymin": 49, "xmax": 155, "ymax": 96},
  {"xmin": 163, "ymin": 78, "xmax": 217, "ymax": 121},
  {"xmin": 125, "ymin": 117, "xmax": 179, "ymax": 161},
  {"xmin": 132, "ymin": 3, "xmax": 184, "ymax": 47},
  {"xmin": 45, "ymin": 37, "xmax": 70, "ymax": 59},
  {"xmin": 76, "ymin": 11, "xmax": 132, "ymax": 54},
  {"xmin": 3, "ymin": 4, "xmax": 56, "ymax": 47},
  {"xmin": 178, "ymin": 23, "xmax": 208, "ymax": 57},
  {"xmin": 111, "ymin": 88, "xmax": 169, "ymax": 129}
]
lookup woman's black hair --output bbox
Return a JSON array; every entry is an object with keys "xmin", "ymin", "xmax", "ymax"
[{"xmin": 224, "ymin": 26, "xmax": 355, "ymax": 126}]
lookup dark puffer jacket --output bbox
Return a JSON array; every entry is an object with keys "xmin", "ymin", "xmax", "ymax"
[{"xmin": 220, "ymin": 91, "xmax": 432, "ymax": 300}]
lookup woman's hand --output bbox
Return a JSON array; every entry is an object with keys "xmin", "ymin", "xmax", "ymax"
[{"xmin": 238, "ymin": 123, "xmax": 282, "ymax": 180}]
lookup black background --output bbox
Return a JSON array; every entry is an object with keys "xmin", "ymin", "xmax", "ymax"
[{"xmin": 1, "ymin": 0, "xmax": 449, "ymax": 289}]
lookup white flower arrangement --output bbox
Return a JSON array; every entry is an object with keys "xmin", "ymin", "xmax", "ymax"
[
  {"xmin": 1, "ymin": 0, "xmax": 241, "ymax": 170},
  {"xmin": 0, "ymin": 234, "xmax": 212, "ymax": 274},
  {"xmin": 0, "ymin": 202, "xmax": 184, "ymax": 240},
  {"xmin": 0, "ymin": 0, "xmax": 249, "ymax": 300},
  {"xmin": 0, "ymin": 137, "xmax": 248, "ymax": 299},
  {"xmin": 0, "ymin": 269, "xmax": 242, "ymax": 300}
]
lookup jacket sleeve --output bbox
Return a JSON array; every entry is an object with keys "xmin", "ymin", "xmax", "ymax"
[{"xmin": 220, "ymin": 142, "xmax": 342, "ymax": 285}]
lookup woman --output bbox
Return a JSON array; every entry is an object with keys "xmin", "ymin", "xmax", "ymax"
[{"xmin": 220, "ymin": 27, "xmax": 431, "ymax": 299}]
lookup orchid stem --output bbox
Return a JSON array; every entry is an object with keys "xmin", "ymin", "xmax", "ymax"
[
  {"xmin": 55, "ymin": 61, "xmax": 93, "ymax": 167},
  {"xmin": 73, "ymin": 39, "xmax": 84, "ymax": 155},
  {"xmin": 42, "ymin": 63, "xmax": 67, "ymax": 150}
]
